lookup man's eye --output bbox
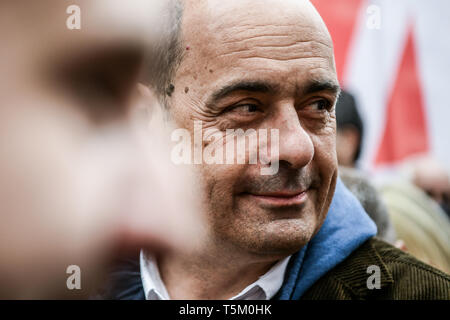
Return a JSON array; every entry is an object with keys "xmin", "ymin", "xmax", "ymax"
[
  {"xmin": 229, "ymin": 104, "xmax": 262, "ymax": 114},
  {"xmin": 306, "ymin": 99, "xmax": 332, "ymax": 112}
]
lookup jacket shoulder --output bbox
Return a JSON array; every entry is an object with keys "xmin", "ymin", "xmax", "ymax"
[{"xmin": 302, "ymin": 237, "xmax": 450, "ymax": 300}]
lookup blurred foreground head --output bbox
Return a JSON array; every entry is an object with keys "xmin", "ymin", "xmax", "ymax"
[{"xmin": 0, "ymin": 0, "xmax": 203, "ymax": 298}]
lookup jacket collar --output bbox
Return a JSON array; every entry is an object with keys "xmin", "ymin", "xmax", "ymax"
[
  {"xmin": 331, "ymin": 238, "xmax": 394, "ymax": 298},
  {"xmin": 275, "ymin": 178, "xmax": 378, "ymax": 299}
]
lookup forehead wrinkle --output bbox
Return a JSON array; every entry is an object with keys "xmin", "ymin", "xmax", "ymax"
[
  {"xmin": 217, "ymin": 41, "xmax": 332, "ymax": 62},
  {"xmin": 179, "ymin": 0, "xmax": 333, "ymax": 70},
  {"xmin": 208, "ymin": 1, "xmax": 332, "ymax": 42},
  {"xmin": 220, "ymin": 20, "xmax": 330, "ymax": 40},
  {"xmin": 217, "ymin": 21, "xmax": 331, "ymax": 45},
  {"xmin": 177, "ymin": 0, "xmax": 336, "ymax": 98},
  {"xmin": 211, "ymin": 22, "xmax": 333, "ymax": 64}
]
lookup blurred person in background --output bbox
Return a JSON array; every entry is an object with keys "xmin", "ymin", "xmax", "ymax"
[
  {"xmin": 380, "ymin": 182, "xmax": 450, "ymax": 274},
  {"xmin": 0, "ymin": 0, "xmax": 203, "ymax": 299},
  {"xmin": 335, "ymin": 90, "xmax": 364, "ymax": 168},
  {"xmin": 336, "ymin": 92, "xmax": 397, "ymax": 243},
  {"xmin": 336, "ymin": 92, "xmax": 449, "ymax": 269},
  {"xmin": 411, "ymin": 157, "xmax": 450, "ymax": 217},
  {"xmin": 339, "ymin": 167, "xmax": 396, "ymax": 244}
]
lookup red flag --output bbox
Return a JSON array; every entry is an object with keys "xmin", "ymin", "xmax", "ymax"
[
  {"xmin": 311, "ymin": 0, "xmax": 363, "ymax": 82},
  {"xmin": 375, "ymin": 28, "xmax": 429, "ymax": 165}
]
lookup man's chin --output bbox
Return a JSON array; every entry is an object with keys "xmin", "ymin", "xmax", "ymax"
[{"xmin": 228, "ymin": 218, "xmax": 319, "ymax": 258}]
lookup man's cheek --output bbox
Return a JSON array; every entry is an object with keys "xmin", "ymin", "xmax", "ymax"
[
  {"xmin": 200, "ymin": 164, "xmax": 241, "ymax": 203},
  {"xmin": 310, "ymin": 136, "xmax": 337, "ymax": 199},
  {"xmin": 313, "ymin": 133, "xmax": 337, "ymax": 168}
]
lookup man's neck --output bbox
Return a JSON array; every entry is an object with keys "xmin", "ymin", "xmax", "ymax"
[{"xmin": 157, "ymin": 249, "xmax": 282, "ymax": 300}]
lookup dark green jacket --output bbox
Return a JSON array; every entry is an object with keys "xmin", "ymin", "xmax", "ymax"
[{"xmin": 301, "ymin": 237, "xmax": 450, "ymax": 300}]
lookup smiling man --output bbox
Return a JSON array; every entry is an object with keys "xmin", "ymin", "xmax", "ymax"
[{"xmin": 102, "ymin": 0, "xmax": 450, "ymax": 300}]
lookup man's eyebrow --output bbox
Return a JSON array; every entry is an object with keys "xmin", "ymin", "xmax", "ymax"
[
  {"xmin": 301, "ymin": 79, "xmax": 341, "ymax": 96},
  {"xmin": 207, "ymin": 80, "xmax": 279, "ymax": 106}
]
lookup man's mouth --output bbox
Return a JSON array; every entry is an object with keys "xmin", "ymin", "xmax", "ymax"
[{"xmin": 242, "ymin": 189, "xmax": 309, "ymax": 207}]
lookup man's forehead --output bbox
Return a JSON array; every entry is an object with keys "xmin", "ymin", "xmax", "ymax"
[
  {"xmin": 211, "ymin": 0, "xmax": 324, "ymax": 28},
  {"xmin": 185, "ymin": 0, "xmax": 330, "ymax": 41},
  {"xmin": 180, "ymin": 0, "xmax": 335, "ymax": 79}
]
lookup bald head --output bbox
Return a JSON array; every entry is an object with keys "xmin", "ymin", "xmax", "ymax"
[{"xmin": 182, "ymin": 0, "xmax": 332, "ymax": 54}]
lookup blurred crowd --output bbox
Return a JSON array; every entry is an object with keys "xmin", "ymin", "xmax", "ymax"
[{"xmin": 336, "ymin": 90, "xmax": 450, "ymax": 273}]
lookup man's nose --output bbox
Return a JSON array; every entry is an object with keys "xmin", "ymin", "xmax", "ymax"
[{"xmin": 274, "ymin": 104, "xmax": 314, "ymax": 169}]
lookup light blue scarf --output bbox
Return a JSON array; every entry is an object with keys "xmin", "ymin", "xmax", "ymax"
[{"xmin": 276, "ymin": 177, "xmax": 377, "ymax": 299}]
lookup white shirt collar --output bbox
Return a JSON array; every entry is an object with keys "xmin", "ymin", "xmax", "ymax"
[{"xmin": 140, "ymin": 249, "xmax": 291, "ymax": 300}]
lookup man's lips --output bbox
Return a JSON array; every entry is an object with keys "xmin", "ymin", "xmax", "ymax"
[{"xmin": 242, "ymin": 189, "xmax": 309, "ymax": 207}]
